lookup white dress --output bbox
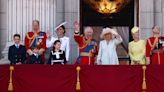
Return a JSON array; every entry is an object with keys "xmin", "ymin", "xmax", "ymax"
[
  {"xmin": 97, "ymin": 36, "xmax": 122, "ymax": 65},
  {"xmin": 46, "ymin": 36, "xmax": 70, "ymax": 61}
]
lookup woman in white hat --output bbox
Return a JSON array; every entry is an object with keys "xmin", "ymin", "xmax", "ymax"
[
  {"xmin": 97, "ymin": 28, "xmax": 122, "ymax": 65},
  {"xmin": 46, "ymin": 22, "xmax": 70, "ymax": 63},
  {"xmin": 128, "ymin": 26, "xmax": 146, "ymax": 65}
]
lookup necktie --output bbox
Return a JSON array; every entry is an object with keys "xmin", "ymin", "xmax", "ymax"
[{"xmin": 16, "ymin": 45, "xmax": 19, "ymax": 49}]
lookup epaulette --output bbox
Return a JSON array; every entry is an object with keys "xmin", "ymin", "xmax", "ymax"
[{"xmin": 26, "ymin": 32, "xmax": 35, "ymax": 40}]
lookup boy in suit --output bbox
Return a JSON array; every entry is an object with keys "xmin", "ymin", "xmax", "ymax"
[
  {"xmin": 28, "ymin": 47, "xmax": 44, "ymax": 64},
  {"xmin": 8, "ymin": 34, "xmax": 26, "ymax": 65}
]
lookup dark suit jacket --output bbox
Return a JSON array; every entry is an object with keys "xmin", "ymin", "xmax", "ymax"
[
  {"xmin": 48, "ymin": 50, "xmax": 67, "ymax": 65},
  {"xmin": 28, "ymin": 54, "xmax": 44, "ymax": 64},
  {"xmin": 8, "ymin": 44, "xmax": 26, "ymax": 64}
]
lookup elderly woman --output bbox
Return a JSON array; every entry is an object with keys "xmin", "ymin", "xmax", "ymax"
[
  {"xmin": 97, "ymin": 28, "xmax": 122, "ymax": 65},
  {"xmin": 128, "ymin": 26, "xmax": 146, "ymax": 65}
]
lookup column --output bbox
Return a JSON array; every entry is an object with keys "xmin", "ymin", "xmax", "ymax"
[
  {"xmin": 0, "ymin": 0, "xmax": 7, "ymax": 58},
  {"xmin": 139, "ymin": 0, "xmax": 154, "ymax": 40},
  {"xmin": 64, "ymin": 0, "xmax": 79, "ymax": 64},
  {"xmin": 0, "ymin": 0, "xmax": 9, "ymax": 64}
]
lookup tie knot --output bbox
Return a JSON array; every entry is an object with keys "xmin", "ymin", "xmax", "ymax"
[{"xmin": 16, "ymin": 45, "xmax": 19, "ymax": 48}]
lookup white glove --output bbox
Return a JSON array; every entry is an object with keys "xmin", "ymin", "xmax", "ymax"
[{"xmin": 111, "ymin": 29, "xmax": 118, "ymax": 36}]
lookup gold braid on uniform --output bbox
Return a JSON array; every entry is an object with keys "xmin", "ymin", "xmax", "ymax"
[
  {"xmin": 92, "ymin": 45, "xmax": 96, "ymax": 54},
  {"xmin": 148, "ymin": 37, "xmax": 158, "ymax": 50},
  {"xmin": 26, "ymin": 32, "xmax": 38, "ymax": 46},
  {"xmin": 26, "ymin": 32, "xmax": 37, "ymax": 40},
  {"xmin": 79, "ymin": 37, "xmax": 91, "ymax": 50}
]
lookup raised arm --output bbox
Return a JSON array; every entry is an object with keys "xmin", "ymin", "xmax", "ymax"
[
  {"xmin": 73, "ymin": 21, "xmax": 83, "ymax": 44},
  {"xmin": 112, "ymin": 30, "xmax": 123, "ymax": 45}
]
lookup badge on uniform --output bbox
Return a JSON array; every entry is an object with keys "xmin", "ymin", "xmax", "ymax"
[
  {"xmin": 39, "ymin": 39, "xmax": 42, "ymax": 43},
  {"xmin": 90, "ymin": 40, "xmax": 96, "ymax": 45}
]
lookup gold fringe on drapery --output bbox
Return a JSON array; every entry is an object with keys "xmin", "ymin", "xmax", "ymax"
[
  {"xmin": 8, "ymin": 66, "xmax": 14, "ymax": 91},
  {"xmin": 142, "ymin": 66, "xmax": 147, "ymax": 92},
  {"xmin": 76, "ymin": 66, "xmax": 81, "ymax": 90}
]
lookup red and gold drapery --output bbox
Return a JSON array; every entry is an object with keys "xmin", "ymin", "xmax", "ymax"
[{"xmin": 0, "ymin": 65, "xmax": 163, "ymax": 92}]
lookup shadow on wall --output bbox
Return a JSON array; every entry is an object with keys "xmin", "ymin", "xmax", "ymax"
[
  {"xmin": 0, "ymin": 43, "xmax": 4, "ymax": 59},
  {"xmin": 0, "ymin": 33, "xmax": 7, "ymax": 59}
]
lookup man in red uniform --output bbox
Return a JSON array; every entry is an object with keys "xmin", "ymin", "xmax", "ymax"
[
  {"xmin": 25, "ymin": 20, "xmax": 47, "ymax": 63},
  {"xmin": 73, "ymin": 21, "xmax": 98, "ymax": 65},
  {"xmin": 146, "ymin": 26, "xmax": 164, "ymax": 64}
]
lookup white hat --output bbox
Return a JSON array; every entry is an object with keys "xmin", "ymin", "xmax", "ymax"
[
  {"xmin": 54, "ymin": 21, "xmax": 67, "ymax": 31},
  {"xmin": 131, "ymin": 26, "xmax": 139, "ymax": 34},
  {"xmin": 100, "ymin": 27, "xmax": 118, "ymax": 39}
]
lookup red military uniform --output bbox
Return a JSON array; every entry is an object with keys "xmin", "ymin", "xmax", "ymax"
[
  {"xmin": 25, "ymin": 31, "xmax": 47, "ymax": 62},
  {"xmin": 146, "ymin": 36, "xmax": 164, "ymax": 64},
  {"xmin": 74, "ymin": 34, "xmax": 98, "ymax": 65}
]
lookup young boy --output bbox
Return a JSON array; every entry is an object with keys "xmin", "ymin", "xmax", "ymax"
[
  {"xmin": 28, "ymin": 47, "xmax": 44, "ymax": 64},
  {"xmin": 8, "ymin": 34, "xmax": 26, "ymax": 64}
]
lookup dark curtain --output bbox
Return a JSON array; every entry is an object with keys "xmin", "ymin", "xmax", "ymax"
[{"xmin": 115, "ymin": 27, "xmax": 129, "ymax": 51}]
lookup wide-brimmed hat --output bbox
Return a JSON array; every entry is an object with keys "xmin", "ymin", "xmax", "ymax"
[
  {"xmin": 100, "ymin": 27, "xmax": 118, "ymax": 39},
  {"xmin": 131, "ymin": 26, "xmax": 139, "ymax": 34},
  {"xmin": 54, "ymin": 22, "xmax": 67, "ymax": 31}
]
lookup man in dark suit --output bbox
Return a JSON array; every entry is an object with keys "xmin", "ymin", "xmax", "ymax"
[{"xmin": 8, "ymin": 34, "xmax": 26, "ymax": 64}]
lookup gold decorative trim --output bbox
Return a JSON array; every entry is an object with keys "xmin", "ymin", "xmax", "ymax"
[
  {"xmin": 8, "ymin": 66, "xmax": 14, "ymax": 91},
  {"xmin": 79, "ymin": 37, "xmax": 91, "ymax": 50},
  {"xmin": 80, "ymin": 52, "xmax": 93, "ymax": 57},
  {"xmin": 26, "ymin": 32, "xmax": 38, "ymax": 40},
  {"xmin": 142, "ymin": 66, "xmax": 147, "ymax": 92},
  {"xmin": 76, "ymin": 66, "xmax": 81, "ymax": 90},
  {"xmin": 148, "ymin": 37, "xmax": 158, "ymax": 50}
]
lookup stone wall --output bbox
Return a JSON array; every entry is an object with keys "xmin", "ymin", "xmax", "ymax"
[
  {"xmin": 2, "ymin": 0, "xmax": 164, "ymax": 64},
  {"xmin": 63, "ymin": 0, "xmax": 79, "ymax": 64},
  {"xmin": 0, "ymin": 0, "xmax": 79, "ymax": 64},
  {"xmin": 139, "ymin": 0, "xmax": 164, "ymax": 40},
  {"xmin": 0, "ymin": 0, "xmax": 7, "ymax": 59},
  {"xmin": 56, "ymin": 0, "xmax": 79, "ymax": 64}
]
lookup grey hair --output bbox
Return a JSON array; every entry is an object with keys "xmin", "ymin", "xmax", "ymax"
[{"xmin": 84, "ymin": 26, "xmax": 94, "ymax": 33}]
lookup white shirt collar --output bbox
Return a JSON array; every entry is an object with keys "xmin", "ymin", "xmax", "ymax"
[
  {"xmin": 58, "ymin": 36, "xmax": 66, "ymax": 39},
  {"xmin": 15, "ymin": 44, "xmax": 20, "ymax": 47},
  {"xmin": 33, "ymin": 53, "xmax": 38, "ymax": 57}
]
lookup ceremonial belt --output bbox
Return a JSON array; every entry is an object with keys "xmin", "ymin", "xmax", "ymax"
[
  {"xmin": 80, "ymin": 52, "xmax": 93, "ymax": 57},
  {"xmin": 152, "ymin": 49, "xmax": 164, "ymax": 53},
  {"xmin": 76, "ymin": 40, "xmax": 95, "ymax": 64}
]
